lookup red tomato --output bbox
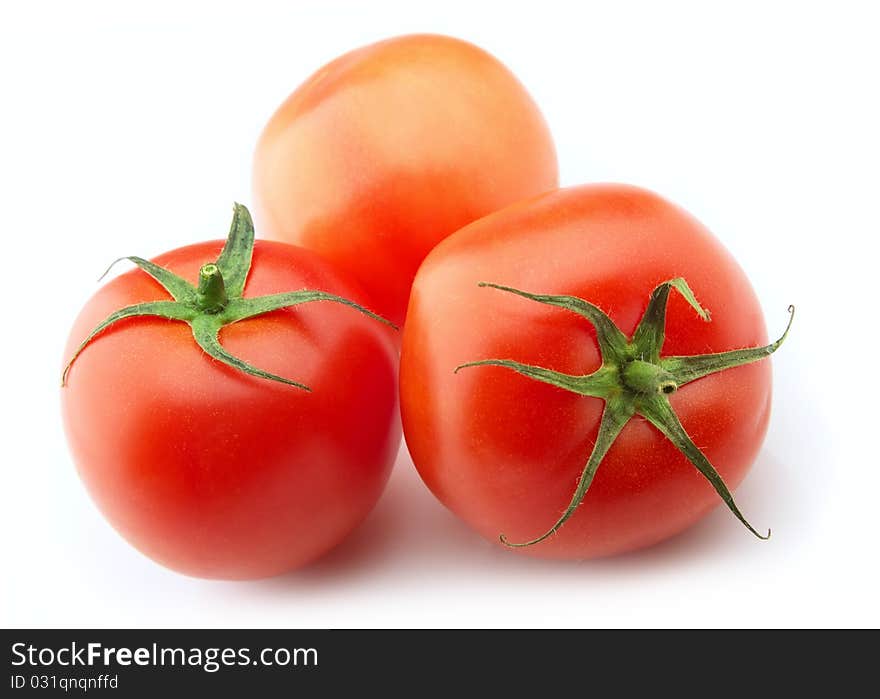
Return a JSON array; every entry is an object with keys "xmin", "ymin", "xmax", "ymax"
[
  {"xmin": 400, "ymin": 184, "xmax": 789, "ymax": 558},
  {"xmin": 252, "ymin": 33, "xmax": 558, "ymax": 326},
  {"xmin": 62, "ymin": 229, "xmax": 399, "ymax": 579}
]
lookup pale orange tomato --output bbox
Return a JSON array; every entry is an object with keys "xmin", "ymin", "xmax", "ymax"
[{"xmin": 252, "ymin": 34, "xmax": 558, "ymax": 326}]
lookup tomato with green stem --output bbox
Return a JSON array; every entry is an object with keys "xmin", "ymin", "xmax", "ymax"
[
  {"xmin": 400, "ymin": 184, "xmax": 792, "ymax": 558},
  {"xmin": 61, "ymin": 204, "xmax": 399, "ymax": 579}
]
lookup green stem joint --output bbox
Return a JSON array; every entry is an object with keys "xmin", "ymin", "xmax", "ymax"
[
  {"xmin": 62, "ymin": 203, "xmax": 395, "ymax": 391},
  {"xmin": 195, "ymin": 263, "xmax": 228, "ymax": 313},
  {"xmin": 622, "ymin": 360, "xmax": 678, "ymax": 395},
  {"xmin": 457, "ymin": 278, "xmax": 794, "ymax": 548}
]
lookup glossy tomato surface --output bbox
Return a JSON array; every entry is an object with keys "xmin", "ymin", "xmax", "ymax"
[
  {"xmin": 252, "ymin": 33, "xmax": 558, "ymax": 326},
  {"xmin": 400, "ymin": 184, "xmax": 771, "ymax": 558},
  {"xmin": 62, "ymin": 241, "xmax": 400, "ymax": 579}
]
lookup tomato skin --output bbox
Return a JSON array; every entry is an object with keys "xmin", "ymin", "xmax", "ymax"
[
  {"xmin": 62, "ymin": 241, "xmax": 400, "ymax": 579},
  {"xmin": 400, "ymin": 184, "xmax": 771, "ymax": 559},
  {"xmin": 252, "ymin": 33, "xmax": 558, "ymax": 326}
]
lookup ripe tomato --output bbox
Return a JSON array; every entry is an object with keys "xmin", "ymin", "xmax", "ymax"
[
  {"xmin": 61, "ymin": 207, "xmax": 399, "ymax": 579},
  {"xmin": 252, "ymin": 33, "xmax": 558, "ymax": 326},
  {"xmin": 400, "ymin": 184, "xmax": 791, "ymax": 558}
]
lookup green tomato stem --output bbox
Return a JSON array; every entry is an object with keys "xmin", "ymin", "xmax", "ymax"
[
  {"xmin": 457, "ymin": 277, "xmax": 793, "ymax": 547},
  {"xmin": 195, "ymin": 263, "xmax": 228, "ymax": 314},
  {"xmin": 622, "ymin": 359, "xmax": 678, "ymax": 395},
  {"xmin": 61, "ymin": 203, "xmax": 394, "ymax": 390}
]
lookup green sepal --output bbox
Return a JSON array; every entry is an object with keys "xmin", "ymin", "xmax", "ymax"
[
  {"xmin": 189, "ymin": 315, "xmax": 311, "ymax": 390},
  {"xmin": 500, "ymin": 396, "xmax": 634, "ymax": 547},
  {"xmin": 61, "ymin": 301, "xmax": 196, "ymax": 386},
  {"xmin": 478, "ymin": 283, "xmax": 629, "ymax": 363},
  {"xmin": 661, "ymin": 306, "xmax": 795, "ymax": 386},
  {"xmin": 458, "ymin": 277, "xmax": 793, "ymax": 547},
  {"xmin": 99, "ymin": 256, "xmax": 196, "ymax": 303},
  {"xmin": 631, "ymin": 277, "xmax": 709, "ymax": 362},
  {"xmin": 638, "ymin": 395, "xmax": 769, "ymax": 539},
  {"xmin": 215, "ymin": 203, "xmax": 254, "ymax": 298},
  {"xmin": 62, "ymin": 203, "xmax": 394, "ymax": 390},
  {"xmin": 220, "ymin": 290, "xmax": 398, "ymax": 328},
  {"xmin": 454, "ymin": 359, "xmax": 619, "ymax": 399}
]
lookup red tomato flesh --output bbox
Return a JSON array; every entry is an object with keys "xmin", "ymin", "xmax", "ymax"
[{"xmin": 62, "ymin": 241, "xmax": 400, "ymax": 579}]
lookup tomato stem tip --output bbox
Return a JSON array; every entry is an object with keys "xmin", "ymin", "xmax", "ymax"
[{"xmin": 195, "ymin": 263, "xmax": 228, "ymax": 314}]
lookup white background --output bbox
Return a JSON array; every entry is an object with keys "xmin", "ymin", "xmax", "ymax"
[{"xmin": 2, "ymin": 1, "xmax": 878, "ymax": 628}]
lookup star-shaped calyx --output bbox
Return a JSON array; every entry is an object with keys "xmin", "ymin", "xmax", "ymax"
[
  {"xmin": 455, "ymin": 279, "xmax": 793, "ymax": 547},
  {"xmin": 62, "ymin": 204, "xmax": 394, "ymax": 390}
]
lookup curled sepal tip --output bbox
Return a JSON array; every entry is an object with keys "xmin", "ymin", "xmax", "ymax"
[
  {"xmin": 661, "ymin": 304, "xmax": 795, "ymax": 387},
  {"xmin": 632, "ymin": 278, "xmax": 710, "ymax": 361},
  {"xmin": 97, "ymin": 256, "xmax": 196, "ymax": 303}
]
